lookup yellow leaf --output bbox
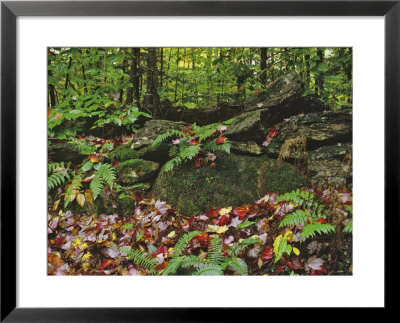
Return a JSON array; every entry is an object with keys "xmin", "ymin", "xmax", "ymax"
[
  {"xmin": 284, "ymin": 231, "xmax": 294, "ymax": 243},
  {"xmin": 53, "ymin": 199, "xmax": 60, "ymax": 211},
  {"xmin": 219, "ymin": 207, "xmax": 232, "ymax": 216},
  {"xmin": 58, "ymin": 209, "xmax": 63, "ymax": 216},
  {"xmin": 258, "ymin": 258, "xmax": 263, "ymax": 269},
  {"xmin": 85, "ymin": 189, "xmax": 93, "ymax": 204},
  {"xmin": 89, "ymin": 156, "xmax": 100, "ymax": 163},
  {"xmin": 293, "ymin": 247, "xmax": 300, "ymax": 256},
  {"xmin": 273, "ymin": 235, "xmax": 283, "ymax": 254},
  {"xmin": 167, "ymin": 231, "xmax": 176, "ymax": 238},
  {"xmin": 76, "ymin": 193, "xmax": 85, "ymax": 207},
  {"xmin": 207, "ymin": 225, "xmax": 219, "ymax": 232},
  {"xmin": 216, "ymin": 225, "xmax": 229, "ymax": 234},
  {"xmin": 69, "ymin": 189, "xmax": 79, "ymax": 202},
  {"xmin": 72, "ymin": 237, "xmax": 81, "ymax": 248}
]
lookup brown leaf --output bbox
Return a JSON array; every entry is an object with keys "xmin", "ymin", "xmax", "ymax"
[
  {"xmin": 54, "ymin": 113, "xmax": 63, "ymax": 121},
  {"xmin": 77, "ymin": 193, "xmax": 85, "ymax": 207}
]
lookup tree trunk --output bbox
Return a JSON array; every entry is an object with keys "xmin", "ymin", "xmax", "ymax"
[
  {"xmin": 260, "ymin": 48, "xmax": 267, "ymax": 88},
  {"xmin": 63, "ymin": 56, "xmax": 73, "ymax": 98},
  {"xmin": 145, "ymin": 48, "xmax": 162, "ymax": 117},
  {"xmin": 316, "ymin": 49, "xmax": 324, "ymax": 96},
  {"xmin": 126, "ymin": 48, "xmax": 141, "ymax": 109}
]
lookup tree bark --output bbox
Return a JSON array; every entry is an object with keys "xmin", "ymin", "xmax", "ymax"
[
  {"xmin": 126, "ymin": 48, "xmax": 141, "ymax": 109},
  {"xmin": 260, "ymin": 48, "xmax": 267, "ymax": 88}
]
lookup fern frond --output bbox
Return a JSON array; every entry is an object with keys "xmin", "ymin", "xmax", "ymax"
[
  {"xmin": 229, "ymin": 237, "xmax": 260, "ymax": 257},
  {"xmin": 194, "ymin": 263, "xmax": 223, "ymax": 276},
  {"xmin": 226, "ymin": 258, "xmax": 248, "ymax": 276},
  {"xmin": 48, "ymin": 162, "xmax": 70, "ymax": 190},
  {"xmin": 151, "ymin": 129, "xmax": 185, "ymax": 147},
  {"xmin": 48, "ymin": 171, "xmax": 70, "ymax": 190},
  {"xmin": 343, "ymin": 221, "xmax": 353, "ymax": 234},
  {"xmin": 179, "ymin": 145, "xmax": 201, "ymax": 161},
  {"xmin": 122, "ymin": 247, "xmax": 159, "ymax": 275},
  {"xmin": 162, "ymin": 257, "xmax": 184, "ymax": 276},
  {"xmin": 164, "ymin": 156, "xmax": 182, "ymax": 172},
  {"xmin": 203, "ymin": 139, "xmax": 231, "ymax": 154},
  {"xmin": 90, "ymin": 175, "xmax": 104, "ymax": 201},
  {"xmin": 279, "ymin": 209, "xmax": 309, "ymax": 228},
  {"xmin": 97, "ymin": 163, "xmax": 116, "ymax": 189},
  {"xmin": 173, "ymin": 231, "xmax": 202, "ymax": 258},
  {"xmin": 169, "ymin": 145, "xmax": 179, "ymax": 158},
  {"xmin": 180, "ymin": 255, "xmax": 205, "ymax": 268},
  {"xmin": 300, "ymin": 223, "xmax": 335, "ymax": 239},
  {"xmin": 207, "ymin": 236, "xmax": 225, "ymax": 265}
]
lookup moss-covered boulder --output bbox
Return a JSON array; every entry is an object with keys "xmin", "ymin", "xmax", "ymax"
[
  {"xmin": 224, "ymin": 108, "xmax": 271, "ymax": 141},
  {"xmin": 131, "ymin": 119, "xmax": 187, "ymax": 149},
  {"xmin": 152, "ymin": 154, "xmax": 307, "ymax": 216},
  {"xmin": 114, "ymin": 142, "xmax": 171, "ymax": 163},
  {"xmin": 114, "ymin": 144, "xmax": 142, "ymax": 161},
  {"xmin": 117, "ymin": 194, "xmax": 136, "ymax": 217},
  {"xmin": 116, "ymin": 159, "xmax": 160, "ymax": 185}
]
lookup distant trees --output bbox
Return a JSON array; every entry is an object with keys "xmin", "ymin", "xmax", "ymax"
[{"xmin": 48, "ymin": 47, "xmax": 352, "ymax": 116}]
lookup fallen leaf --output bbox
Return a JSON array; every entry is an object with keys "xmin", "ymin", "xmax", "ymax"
[
  {"xmin": 216, "ymin": 136, "xmax": 227, "ymax": 145},
  {"xmin": 76, "ymin": 193, "xmax": 85, "ymax": 207},
  {"xmin": 219, "ymin": 207, "xmax": 232, "ymax": 216},
  {"xmin": 99, "ymin": 259, "xmax": 115, "ymax": 270},
  {"xmin": 261, "ymin": 247, "xmax": 274, "ymax": 261}
]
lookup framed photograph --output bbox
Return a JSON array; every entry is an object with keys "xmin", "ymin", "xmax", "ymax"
[{"xmin": 1, "ymin": 0, "xmax": 397, "ymax": 320}]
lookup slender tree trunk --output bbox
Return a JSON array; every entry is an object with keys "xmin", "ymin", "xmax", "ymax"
[
  {"xmin": 160, "ymin": 48, "xmax": 164, "ymax": 87},
  {"xmin": 316, "ymin": 49, "xmax": 324, "ymax": 96},
  {"xmin": 260, "ymin": 48, "xmax": 267, "ymax": 88},
  {"xmin": 304, "ymin": 54, "xmax": 310, "ymax": 86},
  {"xmin": 174, "ymin": 48, "xmax": 180, "ymax": 103},
  {"xmin": 145, "ymin": 48, "xmax": 162, "ymax": 117},
  {"xmin": 48, "ymin": 55, "xmax": 57, "ymax": 107},
  {"xmin": 127, "ymin": 48, "xmax": 141, "ymax": 109},
  {"xmin": 63, "ymin": 56, "xmax": 72, "ymax": 98}
]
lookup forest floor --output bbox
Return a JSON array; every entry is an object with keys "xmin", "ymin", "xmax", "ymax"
[{"xmin": 48, "ymin": 135, "xmax": 353, "ymax": 276}]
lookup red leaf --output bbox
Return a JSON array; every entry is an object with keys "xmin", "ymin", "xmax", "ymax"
[
  {"xmin": 194, "ymin": 233, "xmax": 210, "ymax": 247},
  {"xmin": 133, "ymin": 193, "xmax": 142, "ymax": 202},
  {"xmin": 194, "ymin": 157, "xmax": 204, "ymax": 168},
  {"xmin": 276, "ymin": 265, "xmax": 284, "ymax": 274},
  {"xmin": 216, "ymin": 136, "xmax": 227, "ymax": 145},
  {"xmin": 99, "ymin": 259, "xmax": 115, "ymax": 271},
  {"xmin": 218, "ymin": 214, "xmax": 231, "ymax": 226},
  {"xmin": 315, "ymin": 217, "xmax": 327, "ymax": 224},
  {"xmin": 205, "ymin": 207, "xmax": 219, "ymax": 218},
  {"xmin": 55, "ymin": 237, "xmax": 64, "ymax": 245},
  {"xmin": 210, "ymin": 162, "xmax": 216, "ymax": 168},
  {"xmin": 155, "ymin": 245, "xmax": 168, "ymax": 256},
  {"xmin": 189, "ymin": 139, "xmax": 199, "ymax": 146},
  {"xmin": 261, "ymin": 247, "xmax": 274, "ymax": 261},
  {"xmin": 232, "ymin": 206, "xmax": 248, "ymax": 220},
  {"xmin": 253, "ymin": 90, "xmax": 261, "ymax": 95}
]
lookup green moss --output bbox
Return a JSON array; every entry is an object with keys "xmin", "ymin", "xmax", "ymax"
[
  {"xmin": 114, "ymin": 144, "xmax": 141, "ymax": 162},
  {"xmin": 153, "ymin": 154, "xmax": 307, "ymax": 216},
  {"xmin": 116, "ymin": 159, "xmax": 160, "ymax": 185},
  {"xmin": 118, "ymin": 195, "xmax": 136, "ymax": 217}
]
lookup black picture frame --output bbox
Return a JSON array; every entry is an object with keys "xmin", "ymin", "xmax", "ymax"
[{"xmin": 1, "ymin": 0, "xmax": 398, "ymax": 321}]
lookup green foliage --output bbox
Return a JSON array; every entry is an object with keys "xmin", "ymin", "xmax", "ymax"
[
  {"xmin": 172, "ymin": 230, "xmax": 202, "ymax": 258},
  {"xmin": 193, "ymin": 263, "xmax": 223, "ymax": 276},
  {"xmin": 89, "ymin": 163, "xmax": 116, "ymax": 200},
  {"xmin": 151, "ymin": 129, "xmax": 185, "ymax": 148},
  {"xmin": 300, "ymin": 223, "xmax": 336, "ymax": 239},
  {"xmin": 120, "ymin": 246, "xmax": 159, "ymax": 275},
  {"xmin": 277, "ymin": 189, "xmax": 327, "ymax": 230},
  {"xmin": 343, "ymin": 221, "xmax": 353, "ymax": 234},
  {"xmin": 48, "ymin": 162, "xmax": 70, "ymax": 190}
]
